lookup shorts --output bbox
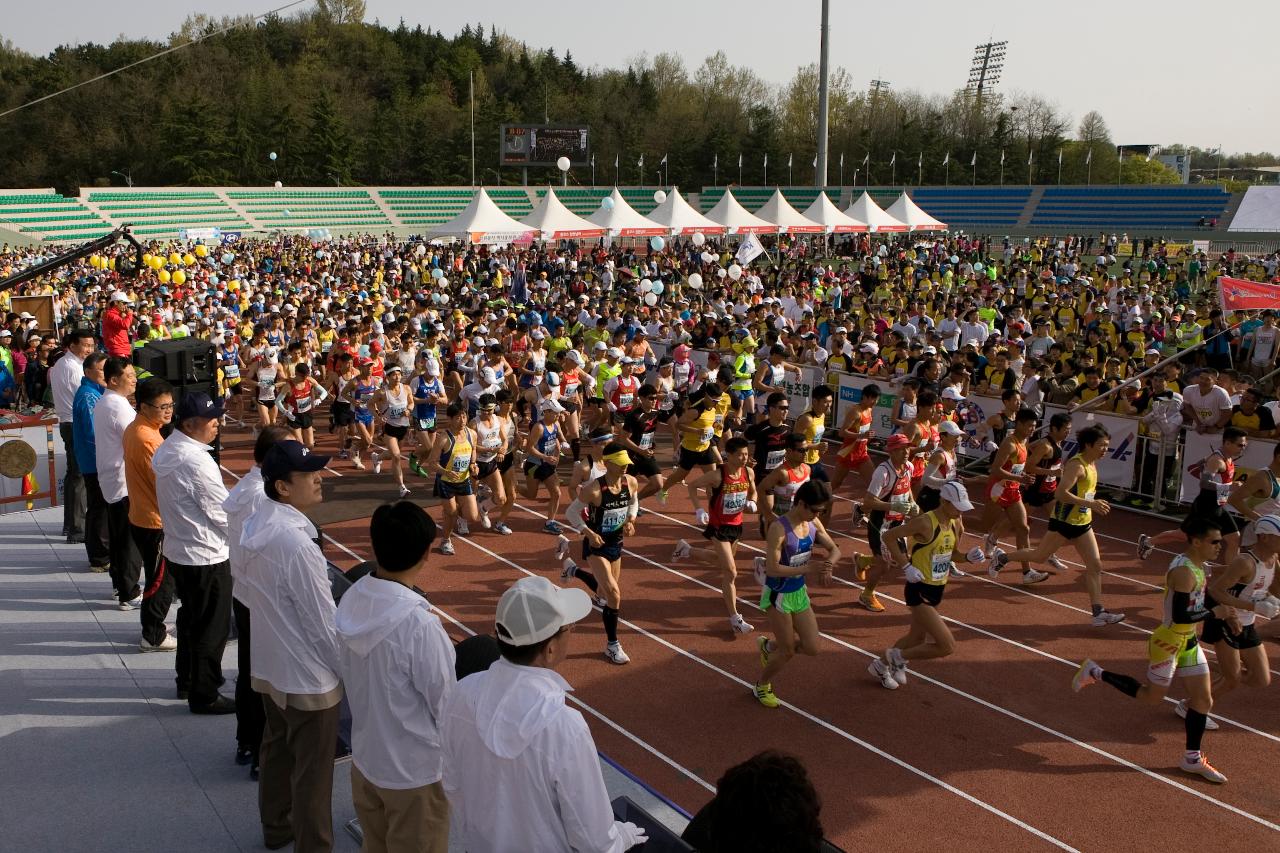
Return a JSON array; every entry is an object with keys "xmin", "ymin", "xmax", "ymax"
[
  {"xmin": 868, "ymin": 516, "xmax": 903, "ymax": 560},
  {"xmin": 1146, "ymin": 625, "xmax": 1208, "ymax": 687},
  {"xmin": 226, "ymin": 380, "xmax": 243, "ymax": 395},
  {"xmin": 524, "ymin": 460, "xmax": 558, "ymax": 482},
  {"xmin": 730, "ymin": 388, "xmax": 754, "ymax": 402},
  {"xmin": 1024, "ymin": 486, "xmax": 1057, "ymax": 508},
  {"xmin": 289, "ymin": 412, "xmax": 314, "ymax": 429},
  {"xmin": 414, "ymin": 416, "xmax": 436, "ymax": 432},
  {"xmin": 702, "ymin": 523, "xmax": 742, "ymax": 543},
  {"xmin": 760, "ymin": 584, "xmax": 811, "ymax": 614},
  {"xmin": 679, "ymin": 446, "xmax": 717, "ymax": 471},
  {"xmin": 355, "ymin": 410, "xmax": 374, "ymax": 427},
  {"xmin": 332, "ymin": 401, "xmax": 354, "ymax": 427},
  {"xmin": 809, "ymin": 464, "xmax": 829, "ymax": 483},
  {"xmin": 499, "ymin": 454, "xmax": 514, "ymax": 474},
  {"xmin": 560, "ymin": 400, "xmax": 580, "ymax": 414},
  {"xmin": 905, "ymin": 580, "xmax": 945, "ymax": 608},
  {"xmin": 383, "ymin": 423, "xmax": 408, "ymax": 440},
  {"xmin": 627, "ymin": 454, "xmax": 661, "ymax": 478},
  {"xmin": 656, "ymin": 409, "xmax": 674, "ymax": 423},
  {"xmin": 1200, "ymin": 596, "xmax": 1263, "ymax": 648},
  {"xmin": 988, "ymin": 479, "xmax": 1023, "ymax": 507},
  {"xmin": 837, "ymin": 443, "xmax": 869, "ymax": 470},
  {"xmin": 1047, "ymin": 517, "xmax": 1091, "ymax": 540},
  {"xmin": 476, "ymin": 459, "xmax": 501, "ymax": 479},
  {"xmin": 583, "ymin": 538, "xmax": 624, "ymax": 562},
  {"xmin": 1183, "ymin": 504, "xmax": 1240, "ymax": 537},
  {"xmin": 433, "ymin": 477, "xmax": 474, "ymax": 500}
]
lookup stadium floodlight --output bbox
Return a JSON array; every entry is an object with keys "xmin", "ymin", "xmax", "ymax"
[{"xmin": 964, "ymin": 40, "xmax": 1008, "ymax": 97}]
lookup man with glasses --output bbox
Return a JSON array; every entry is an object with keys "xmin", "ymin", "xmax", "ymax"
[{"xmin": 123, "ymin": 379, "xmax": 177, "ymax": 652}]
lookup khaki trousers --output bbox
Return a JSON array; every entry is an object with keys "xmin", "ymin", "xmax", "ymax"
[
  {"xmin": 351, "ymin": 764, "xmax": 450, "ymax": 853},
  {"xmin": 259, "ymin": 697, "xmax": 340, "ymax": 852}
]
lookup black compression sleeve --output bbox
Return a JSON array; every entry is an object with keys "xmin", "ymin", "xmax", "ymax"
[{"xmin": 1171, "ymin": 590, "xmax": 1212, "ymax": 624}]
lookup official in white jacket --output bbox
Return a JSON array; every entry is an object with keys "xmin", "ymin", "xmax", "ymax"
[
  {"xmin": 239, "ymin": 439, "xmax": 341, "ymax": 852},
  {"xmin": 336, "ymin": 501, "xmax": 455, "ymax": 853},
  {"xmin": 442, "ymin": 576, "xmax": 649, "ymax": 853}
]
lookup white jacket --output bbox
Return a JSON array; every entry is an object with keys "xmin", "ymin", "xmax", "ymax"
[
  {"xmin": 152, "ymin": 428, "xmax": 229, "ymax": 565},
  {"xmin": 442, "ymin": 659, "xmax": 630, "ymax": 853},
  {"xmin": 335, "ymin": 575, "xmax": 455, "ymax": 789},
  {"xmin": 238, "ymin": 499, "xmax": 340, "ymax": 698},
  {"xmin": 222, "ymin": 466, "xmax": 264, "ymax": 604}
]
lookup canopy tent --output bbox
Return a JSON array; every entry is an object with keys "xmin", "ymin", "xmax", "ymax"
[
  {"xmin": 753, "ymin": 189, "xmax": 824, "ymax": 233},
  {"xmin": 884, "ymin": 193, "xmax": 947, "ymax": 231},
  {"xmin": 703, "ymin": 189, "xmax": 775, "ymax": 234},
  {"xmin": 520, "ymin": 188, "xmax": 606, "ymax": 240},
  {"xmin": 845, "ymin": 191, "xmax": 909, "ymax": 232},
  {"xmin": 586, "ymin": 188, "xmax": 666, "ymax": 237},
  {"xmin": 646, "ymin": 188, "xmax": 724, "ymax": 235},
  {"xmin": 1229, "ymin": 187, "xmax": 1280, "ymax": 232},
  {"xmin": 426, "ymin": 188, "xmax": 537, "ymax": 244},
  {"xmin": 799, "ymin": 192, "xmax": 869, "ymax": 233}
]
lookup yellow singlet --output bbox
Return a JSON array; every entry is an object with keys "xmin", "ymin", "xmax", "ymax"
[
  {"xmin": 1053, "ymin": 460, "xmax": 1096, "ymax": 526},
  {"xmin": 683, "ymin": 406, "xmax": 718, "ymax": 453},
  {"xmin": 440, "ymin": 429, "xmax": 474, "ymax": 484},
  {"xmin": 909, "ymin": 511, "xmax": 959, "ymax": 587}
]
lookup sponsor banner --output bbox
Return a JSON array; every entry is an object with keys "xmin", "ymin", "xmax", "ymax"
[
  {"xmin": 1192, "ymin": 240, "xmax": 1210, "ymax": 255},
  {"xmin": 1044, "ymin": 405, "xmax": 1139, "ymax": 488},
  {"xmin": 835, "ymin": 372, "xmax": 898, "ymax": 438},
  {"xmin": 1180, "ymin": 430, "xmax": 1277, "ymax": 504},
  {"xmin": 956, "ymin": 393, "xmax": 1001, "ymax": 457},
  {"xmin": 784, "ymin": 365, "xmax": 825, "ymax": 414}
]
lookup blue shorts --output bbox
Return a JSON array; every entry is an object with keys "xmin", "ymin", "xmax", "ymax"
[
  {"xmin": 355, "ymin": 410, "xmax": 373, "ymax": 427},
  {"xmin": 730, "ymin": 388, "xmax": 754, "ymax": 402}
]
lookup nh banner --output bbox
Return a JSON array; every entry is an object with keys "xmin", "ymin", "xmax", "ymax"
[
  {"xmin": 835, "ymin": 372, "xmax": 898, "ymax": 438},
  {"xmin": 1180, "ymin": 430, "xmax": 1278, "ymax": 503}
]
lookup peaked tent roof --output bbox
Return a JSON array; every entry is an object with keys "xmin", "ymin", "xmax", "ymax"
[
  {"xmin": 800, "ymin": 192, "xmax": 869, "ymax": 233},
  {"xmin": 586, "ymin": 187, "xmax": 666, "ymax": 237},
  {"xmin": 646, "ymin": 188, "xmax": 725, "ymax": 235},
  {"xmin": 520, "ymin": 188, "xmax": 606, "ymax": 240},
  {"xmin": 845, "ymin": 191, "xmax": 909, "ymax": 232},
  {"xmin": 753, "ymin": 189, "xmax": 825, "ymax": 233},
  {"xmin": 704, "ymin": 189, "xmax": 778, "ymax": 234},
  {"xmin": 884, "ymin": 193, "xmax": 948, "ymax": 231},
  {"xmin": 426, "ymin": 188, "xmax": 537, "ymax": 243}
]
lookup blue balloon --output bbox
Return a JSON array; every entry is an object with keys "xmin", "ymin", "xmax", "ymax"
[
  {"xmin": 209, "ymin": 274, "xmax": 219, "ymax": 286},
  {"xmin": 601, "ymin": 197, "xmax": 615, "ymax": 211},
  {"xmin": 650, "ymin": 236, "xmax": 665, "ymax": 251},
  {"xmin": 221, "ymin": 252, "xmax": 235, "ymax": 264},
  {"xmin": 269, "ymin": 151, "xmax": 278, "ymax": 161},
  {"xmin": 432, "ymin": 268, "xmax": 444, "ymax": 280},
  {"xmin": 315, "ymin": 249, "xmax": 325, "ymax": 259},
  {"xmin": 651, "ymin": 281, "xmax": 665, "ymax": 295}
]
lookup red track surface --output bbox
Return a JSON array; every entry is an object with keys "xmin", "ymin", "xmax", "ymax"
[{"xmin": 217, "ymin": 426, "xmax": 1280, "ymax": 852}]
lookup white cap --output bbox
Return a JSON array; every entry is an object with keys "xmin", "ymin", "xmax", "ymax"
[
  {"xmin": 938, "ymin": 420, "xmax": 964, "ymax": 436},
  {"xmin": 495, "ymin": 575, "xmax": 593, "ymax": 646},
  {"xmin": 567, "ymin": 350, "xmax": 585, "ymax": 366},
  {"xmin": 110, "ymin": 291, "xmax": 132, "ymax": 303},
  {"xmin": 1254, "ymin": 515, "xmax": 1280, "ymax": 537},
  {"xmin": 480, "ymin": 367, "xmax": 498, "ymax": 386},
  {"xmin": 425, "ymin": 362, "xmax": 441, "ymax": 377},
  {"xmin": 593, "ymin": 341, "xmax": 608, "ymax": 352},
  {"xmin": 531, "ymin": 329, "xmax": 546, "ymax": 340},
  {"xmin": 859, "ymin": 341, "xmax": 879, "ymax": 354},
  {"xmin": 606, "ymin": 346, "xmax": 623, "ymax": 359},
  {"xmin": 940, "ymin": 481, "xmax": 975, "ymax": 511},
  {"xmin": 942, "ymin": 387, "xmax": 966, "ymax": 402},
  {"xmin": 472, "ymin": 336, "xmax": 486, "ymax": 348},
  {"xmin": 540, "ymin": 398, "xmax": 566, "ymax": 414}
]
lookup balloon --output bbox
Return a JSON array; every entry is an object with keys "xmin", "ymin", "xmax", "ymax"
[
  {"xmin": 601, "ymin": 197, "xmax": 615, "ymax": 211},
  {"xmin": 438, "ymin": 293, "xmax": 449, "ymax": 305},
  {"xmin": 700, "ymin": 251, "xmax": 715, "ymax": 264},
  {"xmin": 194, "ymin": 244, "xmax": 208, "ymax": 258},
  {"xmin": 274, "ymin": 180, "xmax": 283, "ymax": 188},
  {"xmin": 414, "ymin": 244, "xmax": 426, "ymax": 258},
  {"xmin": 209, "ymin": 274, "xmax": 219, "ymax": 286},
  {"xmin": 282, "ymin": 209, "xmax": 291, "ymax": 217},
  {"xmin": 651, "ymin": 281, "xmax": 665, "ymax": 295},
  {"xmin": 141, "ymin": 253, "xmax": 153, "ymax": 266},
  {"xmin": 172, "ymin": 269, "xmax": 186, "ymax": 285},
  {"xmin": 431, "ymin": 268, "xmax": 444, "ymax": 280},
  {"xmin": 314, "ymin": 249, "xmax": 325, "ymax": 259},
  {"xmin": 221, "ymin": 252, "xmax": 235, "ymax": 265},
  {"xmin": 691, "ymin": 232, "xmax": 706, "ymax": 246},
  {"xmin": 639, "ymin": 279, "xmax": 653, "ymax": 293},
  {"xmin": 653, "ymin": 190, "xmax": 667, "ymax": 204},
  {"xmin": 149, "ymin": 255, "xmax": 164, "ymax": 270},
  {"xmin": 716, "ymin": 267, "xmax": 727, "ymax": 278},
  {"xmin": 168, "ymin": 252, "xmax": 181, "ymax": 265},
  {"xmin": 974, "ymin": 262, "xmax": 984, "ymax": 272},
  {"xmin": 556, "ymin": 156, "xmax": 571, "ymax": 172},
  {"xmin": 643, "ymin": 292, "xmax": 659, "ymax": 306},
  {"xmin": 950, "ymin": 255, "xmax": 959, "ymax": 264},
  {"xmin": 728, "ymin": 264, "xmax": 743, "ymax": 281},
  {"xmin": 182, "ymin": 253, "xmax": 196, "ymax": 266},
  {"xmin": 269, "ymin": 151, "xmax": 278, "ymax": 161},
  {"xmin": 649, "ymin": 236, "xmax": 665, "ymax": 251},
  {"xmin": 687, "ymin": 273, "xmax": 703, "ymax": 290},
  {"xmin": 157, "ymin": 269, "xmax": 170, "ymax": 284}
]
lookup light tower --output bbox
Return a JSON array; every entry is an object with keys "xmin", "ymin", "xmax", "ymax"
[{"xmin": 815, "ymin": 0, "xmax": 831, "ymax": 188}]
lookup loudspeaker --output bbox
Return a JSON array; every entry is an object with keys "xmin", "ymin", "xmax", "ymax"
[{"xmin": 133, "ymin": 338, "xmax": 217, "ymax": 385}]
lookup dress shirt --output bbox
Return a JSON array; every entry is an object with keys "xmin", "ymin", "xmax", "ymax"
[
  {"xmin": 152, "ymin": 428, "xmax": 229, "ymax": 565},
  {"xmin": 49, "ymin": 350, "xmax": 84, "ymax": 422},
  {"xmin": 92, "ymin": 390, "xmax": 135, "ymax": 503}
]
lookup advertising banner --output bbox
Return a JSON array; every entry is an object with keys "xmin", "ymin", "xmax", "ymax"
[
  {"xmin": 835, "ymin": 372, "xmax": 898, "ymax": 437},
  {"xmin": 1180, "ymin": 430, "xmax": 1278, "ymax": 504},
  {"xmin": 1044, "ymin": 405, "xmax": 1140, "ymax": 488}
]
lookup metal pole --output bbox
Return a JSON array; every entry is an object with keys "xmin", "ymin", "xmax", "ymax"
[
  {"xmin": 469, "ymin": 70, "xmax": 476, "ymax": 187},
  {"xmin": 815, "ymin": 0, "xmax": 831, "ymax": 188}
]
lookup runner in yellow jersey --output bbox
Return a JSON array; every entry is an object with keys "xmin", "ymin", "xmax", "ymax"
[
  {"xmin": 1072, "ymin": 515, "xmax": 1235, "ymax": 784},
  {"xmin": 662, "ymin": 383, "xmax": 724, "ymax": 516},
  {"xmin": 869, "ymin": 482, "xmax": 987, "ymax": 690},
  {"xmin": 428, "ymin": 401, "xmax": 481, "ymax": 556}
]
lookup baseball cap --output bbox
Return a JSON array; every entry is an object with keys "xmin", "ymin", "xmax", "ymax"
[
  {"xmin": 0, "ymin": 329, "xmax": 11, "ymax": 339},
  {"xmin": 606, "ymin": 347, "xmax": 623, "ymax": 359},
  {"xmin": 938, "ymin": 420, "xmax": 964, "ymax": 436},
  {"xmin": 886, "ymin": 433, "xmax": 912, "ymax": 450},
  {"xmin": 540, "ymin": 398, "xmax": 566, "ymax": 414},
  {"xmin": 174, "ymin": 391, "xmax": 225, "ymax": 421},
  {"xmin": 942, "ymin": 387, "xmax": 966, "ymax": 402},
  {"xmin": 567, "ymin": 349, "xmax": 585, "ymax": 366},
  {"xmin": 673, "ymin": 344, "xmax": 691, "ymax": 360},
  {"xmin": 1253, "ymin": 515, "xmax": 1280, "ymax": 537},
  {"xmin": 110, "ymin": 291, "xmax": 132, "ymax": 303},
  {"xmin": 480, "ymin": 367, "xmax": 498, "ymax": 386},
  {"xmin": 261, "ymin": 439, "xmax": 331, "ymax": 486},
  {"xmin": 619, "ymin": 356, "xmax": 635, "ymax": 365},
  {"xmin": 593, "ymin": 341, "xmax": 608, "ymax": 352},
  {"xmin": 940, "ymin": 481, "xmax": 975, "ymax": 511},
  {"xmin": 531, "ymin": 329, "xmax": 546, "ymax": 340},
  {"xmin": 1144, "ymin": 348, "xmax": 1161, "ymax": 356},
  {"xmin": 859, "ymin": 341, "xmax": 879, "ymax": 354},
  {"xmin": 495, "ymin": 575, "xmax": 593, "ymax": 647}
]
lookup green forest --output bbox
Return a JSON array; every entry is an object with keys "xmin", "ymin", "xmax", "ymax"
[{"xmin": 0, "ymin": 4, "xmax": 1273, "ymax": 193}]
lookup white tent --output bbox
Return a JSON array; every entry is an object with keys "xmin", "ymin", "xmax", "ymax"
[
  {"xmin": 646, "ymin": 188, "xmax": 724, "ymax": 235},
  {"xmin": 800, "ymin": 192, "xmax": 869, "ymax": 233},
  {"xmin": 845, "ymin": 191, "xmax": 909, "ymax": 233},
  {"xmin": 704, "ymin": 189, "xmax": 778, "ymax": 234},
  {"xmin": 520, "ymin": 188, "xmax": 606, "ymax": 240},
  {"xmin": 586, "ymin": 187, "xmax": 666, "ymax": 237},
  {"xmin": 885, "ymin": 192, "xmax": 948, "ymax": 231},
  {"xmin": 753, "ymin": 189, "xmax": 824, "ymax": 233},
  {"xmin": 426, "ymin": 188, "xmax": 537, "ymax": 244}
]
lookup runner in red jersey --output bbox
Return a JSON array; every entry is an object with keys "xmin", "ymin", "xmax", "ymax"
[
  {"xmin": 833, "ymin": 382, "xmax": 879, "ymax": 493},
  {"xmin": 976, "ymin": 407, "xmax": 1048, "ymax": 585}
]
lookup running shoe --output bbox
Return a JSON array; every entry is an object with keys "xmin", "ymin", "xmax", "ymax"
[
  {"xmin": 857, "ymin": 592, "xmax": 885, "ymax": 613},
  {"xmin": 372, "ymin": 451, "xmax": 383, "ymax": 475},
  {"xmin": 753, "ymin": 556, "xmax": 768, "ymax": 586},
  {"xmin": 1179, "ymin": 754, "xmax": 1227, "ymax": 784},
  {"xmin": 544, "ymin": 520, "xmax": 563, "ymax": 535},
  {"xmin": 850, "ymin": 501, "xmax": 866, "ymax": 528},
  {"xmin": 118, "ymin": 593, "xmax": 143, "ymax": 612},
  {"xmin": 757, "ymin": 635, "xmax": 771, "ymax": 669},
  {"xmin": 1174, "ymin": 699, "xmax": 1220, "ymax": 730},
  {"xmin": 887, "ymin": 648, "xmax": 908, "ymax": 685},
  {"xmin": 605, "ymin": 642, "xmax": 630, "ymax": 665},
  {"xmin": 1047, "ymin": 555, "xmax": 1068, "ymax": 572},
  {"xmin": 983, "ymin": 531, "xmax": 998, "ymax": 554},
  {"xmin": 988, "ymin": 547, "xmax": 1009, "ymax": 578},
  {"xmin": 398, "ymin": 484, "xmax": 411, "ymax": 498},
  {"xmin": 439, "ymin": 539, "xmax": 455, "ymax": 556},
  {"xmin": 658, "ymin": 489, "xmax": 668, "ymax": 505},
  {"xmin": 868, "ymin": 657, "xmax": 899, "ymax": 690},
  {"xmin": 1136, "ymin": 533, "xmax": 1154, "ymax": 560},
  {"xmin": 560, "ymin": 559, "xmax": 578, "ymax": 581},
  {"xmin": 1021, "ymin": 569, "xmax": 1050, "ymax": 585},
  {"xmin": 729, "ymin": 613, "xmax": 754, "ymax": 634},
  {"xmin": 456, "ymin": 518, "xmax": 469, "ymax": 536},
  {"xmin": 139, "ymin": 633, "xmax": 177, "ymax": 653},
  {"xmin": 672, "ymin": 539, "xmax": 693, "ymax": 560},
  {"xmin": 494, "ymin": 522, "xmax": 513, "ymax": 535},
  {"xmin": 1071, "ymin": 659, "xmax": 1099, "ymax": 692},
  {"xmin": 480, "ymin": 510, "xmax": 492, "ymax": 530},
  {"xmin": 554, "ymin": 534, "xmax": 571, "ymax": 561},
  {"xmin": 753, "ymin": 683, "xmax": 779, "ymax": 708},
  {"xmin": 1091, "ymin": 609, "xmax": 1126, "ymax": 627},
  {"xmin": 337, "ymin": 449, "xmax": 349, "ymax": 460},
  {"xmin": 948, "ymin": 563, "xmax": 967, "ymax": 579},
  {"xmin": 352, "ymin": 456, "xmax": 365, "ymax": 470}
]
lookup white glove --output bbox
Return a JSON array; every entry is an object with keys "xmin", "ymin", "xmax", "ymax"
[
  {"xmin": 1254, "ymin": 598, "xmax": 1280, "ymax": 619},
  {"xmin": 966, "ymin": 546, "xmax": 986, "ymax": 564},
  {"xmin": 615, "ymin": 820, "xmax": 649, "ymax": 849},
  {"xmin": 982, "ymin": 440, "xmax": 999, "ymax": 453},
  {"xmin": 559, "ymin": 442, "xmax": 572, "ymax": 454},
  {"xmin": 694, "ymin": 507, "xmax": 710, "ymax": 526},
  {"xmin": 903, "ymin": 564, "xmax": 925, "ymax": 583},
  {"xmin": 746, "ymin": 499, "xmax": 758, "ymax": 513}
]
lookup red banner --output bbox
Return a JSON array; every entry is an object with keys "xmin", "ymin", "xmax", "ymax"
[{"xmin": 1218, "ymin": 276, "xmax": 1280, "ymax": 311}]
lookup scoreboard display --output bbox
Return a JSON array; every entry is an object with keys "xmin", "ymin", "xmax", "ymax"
[{"xmin": 500, "ymin": 124, "xmax": 590, "ymax": 167}]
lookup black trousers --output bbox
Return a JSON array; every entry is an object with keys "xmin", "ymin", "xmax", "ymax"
[
  {"xmin": 168, "ymin": 559, "xmax": 232, "ymax": 706},
  {"xmin": 82, "ymin": 473, "xmax": 110, "ymax": 570},
  {"xmin": 233, "ymin": 598, "xmax": 265, "ymax": 756},
  {"xmin": 59, "ymin": 423, "xmax": 85, "ymax": 539},
  {"xmin": 106, "ymin": 497, "xmax": 142, "ymax": 601},
  {"xmin": 130, "ymin": 524, "xmax": 174, "ymax": 646}
]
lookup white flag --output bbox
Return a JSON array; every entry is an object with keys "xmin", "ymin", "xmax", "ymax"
[
  {"xmin": 713, "ymin": 153, "xmax": 718, "ymax": 170},
  {"xmin": 787, "ymin": 153, "xmax": 793, "ymax": 168},
  {"xmin": 1000, "ymin": 150, "xmax": 1005, "ymax": 164},
  {"xmin": 736, "ymin": 231, "xmax": 765, "ymax": 266},
  {"xmin": 812, "ymin": 155, "xmax": 817, "ymax": 168},
  {"xmin": 862, "ymin": 153, "xmax": 870, "ymax": 166},
  {"xmin": 839, "ymin": 152, "xmax": 844, "ymax": 167},
  {"xmin": 738, "ymin": 153, "xmax": 743, "ymax": 168},
  {"xmin": 942, "ymin": 152, "xmax": 950, "ymax": 166},
  {"xmin": 918, "ymin": 152, "xmax": 923, "ymax": 167},
  {"xmin": 591, "ymin": 153, "xmax": 595, "ymax": 167},
  {"xmin": 1028, "ymin": 150, "xmax": 1034, "ymax": 165},
  {"xmin": 1058, "ymin": 149, "xmax": 1063, "ymax": 165},
  {"xmin": 889, "ymin": 152, "xmax": 896, "ymax": 166},
  {"xmin": 638, "ymin": 154, "xmax": 645, "ymax": 168},
  {"xmin": 1086, "ymin": 148, "xmax": 1092, "ymax": 165},
  {"xmin": 614, "ymin": 153, "xmax": 619, "ymax": 170},
  {"xmin": 763, "ymin": 153, "xmax": 768, "ymax": 168},
  {"xmin": 660, "ymin": 154, "xmax": 668, "ymax": 166},
  {"xmin": 970, "ymin": 151, "xmax": 977, "ymax": 166}
]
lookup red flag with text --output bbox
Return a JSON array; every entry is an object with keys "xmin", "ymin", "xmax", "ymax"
[{"xmin": 1218, "ymin": 276, "xmax": 1280, "ymax": 311}]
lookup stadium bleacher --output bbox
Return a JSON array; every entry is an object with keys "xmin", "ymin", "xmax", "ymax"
[
  {"xmin": 910, "ymin": 187, "xmax": 1033, "ymax": 229},
  {"xmin": 226, "ymin": 188, "xmax": 390, "ymax": 230},
  {"xmin": 90, "ymin": 190, "xmax": 250, "ymax": 237},
  {"xmin": 0, "ymin": 190, "xmax": 112, "ymax": 242},
  {"xmin": 1029, "ymin": 185, "xmax": 1230, "ymax": 229}
]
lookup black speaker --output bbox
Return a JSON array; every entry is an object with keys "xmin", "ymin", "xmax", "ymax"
[{"xmin": 133, "ymin": 338, "xmax": 217, "ymax": 385}]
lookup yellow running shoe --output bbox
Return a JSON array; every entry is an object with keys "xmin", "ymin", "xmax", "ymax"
[
  {"xmin": 753, "ymin": 682, "xmax": 779, "ymax": 708},
  {"xmin": 757, "ymin": 635, "xmax": 771, "ymax": 669},
  {"xmin": 858, "ymin": 591, "xmax": 885, "ymax": 612}
]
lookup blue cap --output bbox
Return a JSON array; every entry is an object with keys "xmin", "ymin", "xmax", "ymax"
[
  {"xmin": 261, "ymin": 440, "xmax": 330, "ymax": 485},
  {"xmin": 174, "ymin": 391, "xmax": 224, "ymax": 421}
]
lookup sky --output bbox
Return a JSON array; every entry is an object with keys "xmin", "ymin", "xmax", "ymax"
[{"xmin": 6, "ymin": 1, "xmax": 1277, "ymax": 155}]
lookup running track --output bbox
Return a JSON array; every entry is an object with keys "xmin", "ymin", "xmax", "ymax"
[{"xmin": 217, "ymin": 426, "xmax": 1280, "ymax": 852}]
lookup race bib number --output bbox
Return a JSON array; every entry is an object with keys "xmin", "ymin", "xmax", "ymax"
[
  {"xmin": 387, "ymin": 405, "xmax": 405, "ymax": 419},
  {"xmin": 858, "ymin": 422, "xmax": 871, "ymax": 435},
  {"xmin": 812, "ymin": 425, "xmax": 825, "ymax": 444},
  {"xmin": 930, "ymin": 553, "xmax": 951, "ymax": 582},
  {"xmin": 766, "ymin": 449, "xmax": 786, "ymax": 470},
  {"xmin": 417, "ymin": 417, "xmax": 436, "ymax": 431},
  {"xmin": 774, "ymin": 496, "xmax": 794, "ymax": 514},
  {"xmin": 1084, "ymin": 490, "xmax": 1096, "ymax": 502},
  {"xmin": 451, "ymin": 453, "xmax": 472, "ymax": 473},
  {"xmin": 639, "ymin": 432, "xmax": 654, "ymax": 450},
  {"xmin": 296, "ymin": 395, "xmax": 313, "ymax": 413},
  {"xmin": 1010, "ymin": 463, "xmax": 1025, "ymax": 476},
  {"xmin": 1216, "ymin": 482, "xmax": 1230, "ymax": 506},
  {"xmin": 786, "ymin": 549, "xmax": 811, "ymax": 570},
  {"xmin": 701, "ymin": 427, "xmax": 715, "ymax": 445},
  {"xmin": 564, "ymin": 381, "xmax": 579, "ymax": 397},
  {"xmin": 601, "ymin": 506, "xmax": 628, "ymax": 533},
  {"xmin": 722, "ymin": 490, "xmax": 747, "ymax": 513},
  {"xmin": 618, "ymin": 393, "xmax": 634, "ymax": 409}
]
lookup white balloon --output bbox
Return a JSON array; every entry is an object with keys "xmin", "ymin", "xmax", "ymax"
[
  {"xmin": 700, "ymin": 251, "xmax": 715, "ymax": 264},
  {"xmin": 716, "ymin": 267, "xmax": 727, "ymax": 278},
  {"xmin": 691, "ymin": 232, "xmax": 706, "ymax": 246},
  {"xmin": 687, "ymin": 273, "xmax": 703, "ymax": 289},
  {"xmin": 274, "ymin": 180, "xmax": 283, "ymax": 188},
  {"xmin": 653, "ymin": 190, "xmax": 667, "ymax": 204},
  {"xmin": 269, "ymin": 151, "xmax": 278, "ymax": 161},
  {"xmin": 282, "ymin": 209, "xmax": 291, "ymax": 217},
  {"xmin": 438, "ymin": 293, "xmax": 449, "ymax": 304},
  {"xmin": 728, "ymin": 264, "xmax": 743, "ymax": 281},
  {"xmin": 644, "ymin": 292, "xmax": 659, "ymax": 306},
  {"xmin": 639, "ymin": 278, "xmax": 653, "ymax": 293},
  {"xmin": 415, "ymin": 244, "xmax": 426, "ymax": 257},
  {"xmin": 556, "ymin": 156, "xmax": 571, "ymax": 172}
]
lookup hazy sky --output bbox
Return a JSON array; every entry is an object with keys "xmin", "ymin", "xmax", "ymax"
[{"xmin": 8, "ymin": 1, "xmax": 1277, "ymax": 154}]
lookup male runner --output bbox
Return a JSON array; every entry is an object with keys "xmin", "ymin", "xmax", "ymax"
[
  {"xmin": 1138, "ymin": 426, "xmax": 1246, "ymax": 565},
  {"xmin": 978, "ymin": 408, "xmax": 1049, "ymax": 585}
]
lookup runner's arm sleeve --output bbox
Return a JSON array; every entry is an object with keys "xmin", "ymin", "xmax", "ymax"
[
  {"xmin": 564, "ymin": 498, "xmax": 589, "ymax": 533},
  {"xmin": 312, "ymin": 382, "xmax": 329, "ymax": 403},
  {"xmin": 1170, "ymin": 590, "xmax": 1213, "ymax": 624}
]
